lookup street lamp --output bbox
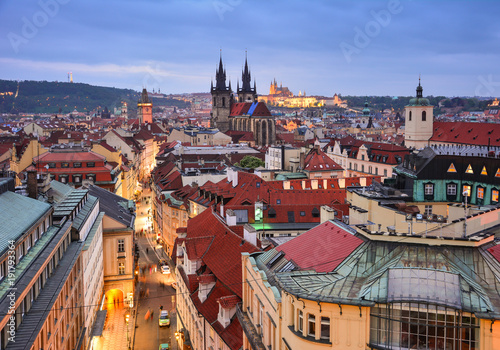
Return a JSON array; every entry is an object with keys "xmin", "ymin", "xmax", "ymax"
[{"xmin": 125, "ymin": 313, "xmax": 130, "ymax": 344}]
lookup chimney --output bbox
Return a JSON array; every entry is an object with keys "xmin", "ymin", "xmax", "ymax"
[{"xmin": 27, "ymin": 170, "xmax": 38, "ymax": 199}]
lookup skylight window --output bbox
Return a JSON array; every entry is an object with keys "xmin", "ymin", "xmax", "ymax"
[
  {"xmin": 447, "ymin": 163, "xmax": 457, "ymax": 173},
  {"xmin": 465, "ymin": 164, "xmax": 473, "ymax": 174},
  {"xmin": 481, "ymin": 166, "xmax": 488, "ymax": 176}
]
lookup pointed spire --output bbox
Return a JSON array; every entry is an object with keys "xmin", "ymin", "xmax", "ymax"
[
  {"xmin": 416, "ymin": 75, "xmax": 423, "ymax": 98},
  {"xmin": 214, "ymin": 51, "xmax": 228, "ymax": 91},
  {"xmin": 241, "ymin": 51, "xmax": 252, "ymax": 92}
]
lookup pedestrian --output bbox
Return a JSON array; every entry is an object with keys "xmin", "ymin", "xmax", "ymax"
[
  {"xmin": 145, "ymin": 309, "xmax": 150, "ymax": 321},
  {"xmin": 154, "ymin": 265, "xmax": 157, "ymax": 273},
  {"xmin": 146, "ymin": 288, "xmax": 150, "ymax": 298},
  {"xmin": 146, "ymin": 247, "xmax": 148, "ymax": 254},
  {"xmin": 150, "ymin": 310, "xmax": 154, "ymax": 320}
]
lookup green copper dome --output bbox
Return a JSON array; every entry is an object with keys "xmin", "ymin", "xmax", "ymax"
[{"xmin": 408, "ymin": 79, "xmax": 430, "ymax": 106}]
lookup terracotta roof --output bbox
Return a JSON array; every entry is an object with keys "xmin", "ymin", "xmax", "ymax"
[
  {"xmin": 185, "ymin": 208, "xmax": 260, "ymax": 297},
  {"xmin": 191, "ymin": 280, "xmax": 243, "ymax": 349},
  {"xmin": 198, "ymin": 274, "xmax": 216, "ymax": 284},
  {"xmin": 487, "ymin": 244, "xmax": 500, "ymax": 264},
  {"xmin": 431, "ymin": 121, "xmax": 500, "ymax": 146},
  {"xmin": 184, "ymin": 236, "xmax": 214, "ymax": 259},
  {"xmin": 218, "ymin": 295, "xmax": 240, "ymax": 309},
  {"xmin": 276, "ymin": 220, "xmax": 364, "ymax": 273},
  {"xmin": 34, "ymin": 150, "xmax": 105, "ymax": 162},
  {"xmin": 304, "ymin": 147, "xmax": 343, "ymax": 172},
  {"xmin": 229, "ymin": 102, "xmax": 272, "ymax": 117}
]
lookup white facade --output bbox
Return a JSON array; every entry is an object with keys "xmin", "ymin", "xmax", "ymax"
[{"xmin": 82, "ymin": 212, "xmax": 104, "ymax": 348}]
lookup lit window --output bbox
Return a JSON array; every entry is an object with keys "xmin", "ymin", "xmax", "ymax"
[
  {"xmin": 61, "ymin": 162, "xmax": 69, "ymax": 168},
  {"xmin": 481, "ymin": 166, "xmax": 487, "ymax": 175},
  {"xmin": 118, "ymin": 262, "xmax": 125, "ymax": 275},
  {"xmin": 465, "ymin": 164, "xmax": 473, "ymax": 174},
  {"xmin": 492, "ymin": 189, "xmax": 499, "ymax": 203},
  {"xmin": 308, "ymin": 314, "xmax": 316, "ymax": 337},
  {"xmin": 477, "ymin": 187, "xmax": 484, "ymax": 199},
  {"xmin": 321, "ymin": 317, "xmax": 330, "ymax": 341},
  {"xmin": 447, "ymin": 163, "xmax": 457, "ymax": 173},
  {"xmin": 463, "ymin": 185, "xmax": 471, "ymax": 197},
  {"xmin": 496, "ymin": 168, "xmax": 500, "ymax": 177}
]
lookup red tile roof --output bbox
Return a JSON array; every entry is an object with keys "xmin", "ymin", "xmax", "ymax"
[
  {"xmin": 304, "ymin": 147, "xmax": 343, "ymax": 172},
  {"xmin": 185, "ymin": 208, "xmax": 260, "ymax": 297},
  {"xmin": 276, "ymin": 220, "xmax": 364, "ymax": 272},
  {"xmin": 218, "ymin": 295, "xmax": 240, "ymax": 309},
  {"xmin": 229, "ymin": 102, "xmax": 272, "ymax": 117},
  {"xmin": 431, "ymin": 121, "xmax": 500, "ymax": 146},
  {"xmin": 488, "ymin": 244, "xmax": 500, "ymax": 264},
  {"xmin": 191, "ymin": 280, "xmax": 243, "ymax": 349},
  {"xmin": 184, "ymin": 236, "xmax": 214, "ymax": 259}
]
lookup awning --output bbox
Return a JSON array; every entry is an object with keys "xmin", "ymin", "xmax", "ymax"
[{"xmin": 90, "ymin": 310, "xmax": 107, "ymax": 337}]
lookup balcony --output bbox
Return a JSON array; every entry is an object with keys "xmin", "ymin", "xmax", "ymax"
[{"xmin": 236, "ymin": 304, "xmax": 266, "ymax": 350}]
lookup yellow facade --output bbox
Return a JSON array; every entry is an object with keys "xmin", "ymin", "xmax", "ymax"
[{"xmin": 10, "ymin": 139, "xmax": 48, "ymax": 185}]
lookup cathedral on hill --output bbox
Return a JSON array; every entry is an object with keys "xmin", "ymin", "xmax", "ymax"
[{"xmin": 210, "ymin": 55, "xmax": 276, "ymax": 146}]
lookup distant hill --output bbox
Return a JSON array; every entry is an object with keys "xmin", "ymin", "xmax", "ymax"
[{"xmin": 0, "ymin": 80, "xmax": 139, "ymax": 114}]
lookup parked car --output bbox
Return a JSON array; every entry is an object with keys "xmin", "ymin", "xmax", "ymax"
[
  {"xmin": 161, "ymin": 265, "xmax": 170, "ymax": 274},
  {"xmin": 158, "ymin": 310, "xmax": 170, "ymax": 327},
  {"xmin": 171, "ymin": 282, "xmax": 177, "ymax": 290},
  {"xmin": 159, "ymin": 343, "xmax": 169, "ymax": 350}
]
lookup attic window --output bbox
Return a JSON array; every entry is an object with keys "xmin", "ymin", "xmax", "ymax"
[
  {"xmin": 447, "ymin": 163, "xmax": 457, "ymax": 173},
  {"xmin": 496, "ymin": 168, "xmax": 500, "ymax": 178},
  {"xmin": 276, "ymin": 199, "xmax": 281, "ymax": 204},
  {"xmin": 256, "ymin": 182, "xmax": 261, "ymax": 188},
  {"xmin": 465, "ymin": 164, "xmax": 473, "ymax": 174},
  {"xmin": 268, "ymin": 207, "xmax": 276, "ymax": 218},
  {"xmin": 319, "ymin": 165, "xmax": 323, "ymax": 168},
  {"xmin": 481, "ymin": 166, "xmax": 488, "ymax": 176},
  {"xmin": 312, "ymin": 207, "xmax": 320, "ymax": 218}
]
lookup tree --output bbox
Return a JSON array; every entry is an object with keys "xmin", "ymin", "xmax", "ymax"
[{"xmin": 235, "ymin": 156, "xmax": 265, "ymax": 169}]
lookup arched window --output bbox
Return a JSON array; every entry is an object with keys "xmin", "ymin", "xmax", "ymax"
[
  {"xmin": 409, "ymin": 111, "xmax": 412, "ymax": 121},
  {"xmin": 422, "ymin": 111, "xmax": 427, "ymax": 121}
]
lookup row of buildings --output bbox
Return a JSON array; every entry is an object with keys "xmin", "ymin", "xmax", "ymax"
[{"xmin": 0, "ymin": 174, "xmax": 136, "ymax": 350}]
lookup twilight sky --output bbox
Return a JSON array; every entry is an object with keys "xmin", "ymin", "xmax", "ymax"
[{"xmin": 0, "ymin": 0, "xmax": 499, "ymax": 97}]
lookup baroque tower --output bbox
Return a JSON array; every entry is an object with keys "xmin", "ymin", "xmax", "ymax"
[
  {"xmin": 404, "ymin": 78, "xmax": 434, "ymax": 149},
  {"xmin": 210, "ymin": 54, "xmax": 232, "ymax": 132},
  {"xmin": 237, "ymin": 54, "xmax": 257, "ymax": 103},
  {"xmin": 137, "ymin": 88, "xmax": 152, "ymax": 124}
]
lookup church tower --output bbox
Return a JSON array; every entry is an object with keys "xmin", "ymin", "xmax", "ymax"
[
  {"xmin": 404, "ymin": 79, "xmax": 434, "ymax": 149},
  {"xmin": 210, "ymin": 54, "xmax": 232, "ymax": 132},
  {"xmin": 137, "ymin": 88, "xmax": 152, "ymax": 124},
  {"xmin": 237, "ymin": 54, "xmax": 257, "ymax": 103}
]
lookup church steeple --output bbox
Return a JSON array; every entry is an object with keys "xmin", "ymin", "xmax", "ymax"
[
  {"xmin": 237, "ymin": 51, "xmax": 257, "ymax": 102},
  {"xmin": 416, "ymin": 76, "xmax": 423, "ymax": 98},
  {"xmin": 214, "ymin": 53, "xmax": 229, "ymax": 91},
  {"xmin": 241, "ymin": 53, "xmax": 252, "ymax": 92}
]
